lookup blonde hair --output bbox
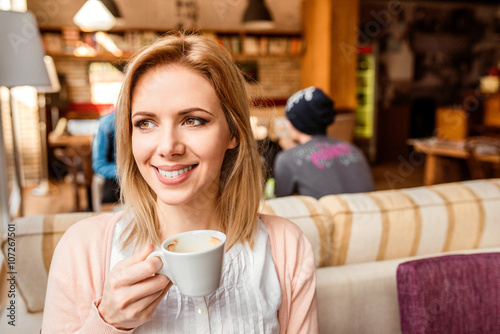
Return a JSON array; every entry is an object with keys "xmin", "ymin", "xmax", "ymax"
[{"xmin": 116, "ymin": 33, "xmax": 263, "ymax": 250}]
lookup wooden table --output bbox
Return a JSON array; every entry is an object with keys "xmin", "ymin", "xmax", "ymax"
[
  {"xmin": 48, "ymin": 133, "xmax": 93, "ymax": 148},
  {"xmin": 48, "ymin": 133, "xmax": 94, "ymax": 211},
  {"xmin": 409, "ymin": 138, "xmax": 500, "ymax": 185}
]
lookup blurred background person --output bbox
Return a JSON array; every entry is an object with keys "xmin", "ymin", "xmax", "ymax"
[
  {"xmin": 92, "ymin": 110, "xmax": 120, "ymax": 210},
  {"xmin": 274, "ymin": 87, "xmax": 375, "ymax": 199}
]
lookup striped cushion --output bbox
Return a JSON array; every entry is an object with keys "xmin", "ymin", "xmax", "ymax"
[
  {"xmin": 260, "ymin": 196, "xmax": 332, "ymax": 267},
  {"xmin": 0, "ymin": 212, "xmax": 97, "ymax": 313},
  {"xmin": 320, "ymin": 179, "xmax": 500, "ymax": 266}
]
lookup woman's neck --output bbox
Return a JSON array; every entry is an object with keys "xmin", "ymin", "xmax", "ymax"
[{"xmin": 156, "ymin": 199, "xmax": 220, "ymax": 240}]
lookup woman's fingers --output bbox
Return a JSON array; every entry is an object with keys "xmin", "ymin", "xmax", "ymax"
[
  {"xmin": 122, "ymin": 279, "xmax": 172, "ymax": 321},
  {"xmin": 98, "ymin": 244, "xmax": 171, "ymax": 329},
  {"xmin": 117, "ymin": 273, "xmax": 171, "ymax": 307},
  {"xmin": 114, "ymin": 243, "xmax": 155, "ymax": 270},
  {"xmin": 114, "ymin": 257, "xmax": 164, "ymax": 287},
  {"xmin": 112, "ymin": 244, "xmax": 164, "ymax": 286},
  {"xmin": 139, "ymin": 281, "xmax": 172, "ymax": 317}
]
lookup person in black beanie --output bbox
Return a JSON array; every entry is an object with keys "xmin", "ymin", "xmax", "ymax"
[{"xmin": 273, "ymin": 87, "xmax": 375, "ymax": 199}]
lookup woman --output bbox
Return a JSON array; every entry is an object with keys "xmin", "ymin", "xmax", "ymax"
[{"xmin": 42, "ymin": 33, "xmax": 318, "ymax": 333}]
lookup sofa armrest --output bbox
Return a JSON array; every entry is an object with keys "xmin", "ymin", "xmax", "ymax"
[
  {"xmin": 316, "ymin": 259, "xmax": 402, "ymax": 334},
  {"xmin": 262, "ymin": 196, "xmax": 333, "ymax": 267},
  {"xmin": 0, "ymin": 212, "xmax": 97, "ymax": 313}
]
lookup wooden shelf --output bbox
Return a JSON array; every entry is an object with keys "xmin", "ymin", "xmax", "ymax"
[
  {"xmin": 41, "ymin": 29, "xmax": 304, "ymax": 62},
  {"xmin": 39, "ymin": 25, "xmax": 301, "ymax": 35},
  {"xmin": 48, "ymin": 52, "xmax": 134, "ymax": 62}
]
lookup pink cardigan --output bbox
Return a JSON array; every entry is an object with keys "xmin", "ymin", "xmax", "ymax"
[{"xmin": 42, "ymin": 212, "xmax": 319, "ymax": 333}]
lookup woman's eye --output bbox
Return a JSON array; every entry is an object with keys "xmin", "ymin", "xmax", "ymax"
[
  {"xmin": 135, "ymin": 120, "xmax": 155, "ymax": 129},
  {"xmin": 184, "ymin": 117, "xmax": 206, "ymax": 126}
]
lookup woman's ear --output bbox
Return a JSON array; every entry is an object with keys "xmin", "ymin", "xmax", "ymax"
[{"xmin": 227, "ymin": 135, "xmax": 239, "ymax": 150}]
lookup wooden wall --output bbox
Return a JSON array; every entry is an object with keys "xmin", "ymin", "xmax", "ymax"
[{"xmin": 302, "ymin": 0, "xmax": 360, "ymax": 110}]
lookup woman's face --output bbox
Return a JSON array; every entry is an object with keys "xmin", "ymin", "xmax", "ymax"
[{"xmin": 131, "ymin": 64, "xmax": 238, "ymax": 208}]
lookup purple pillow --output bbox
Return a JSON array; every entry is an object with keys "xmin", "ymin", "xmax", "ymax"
[{"xmin": 397, "ymin": 253, "xmax": 500, "ymax": 334}]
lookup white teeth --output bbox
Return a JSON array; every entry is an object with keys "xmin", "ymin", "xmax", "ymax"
[{"xmin": 158, "ymin": 165, "xmax": 194, "ymax": 178}]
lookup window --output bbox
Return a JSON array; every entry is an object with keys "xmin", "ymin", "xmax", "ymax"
[{"xmin": 88, "ymin": 62, "xmax": 124, "ymax": 105}]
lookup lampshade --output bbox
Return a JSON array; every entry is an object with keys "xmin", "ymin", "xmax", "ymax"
[
  {"xmin": 243, "ymin": 0, "xmax": 275, "ymax": 30},
  {"xmin": 0, "ymin": 10, "xmax": 51, "ymax": 88},
  {"xmin": 101, "ymin": 0, "xmax": 121, "ymax": 18},
  {"xmin": 73, "ymin": 0, "xmax": 116, "ymax": 32}
]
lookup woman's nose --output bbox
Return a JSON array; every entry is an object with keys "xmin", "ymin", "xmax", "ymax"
[{"xmin": 156, "ymin": 127, "xmax": 185, "ymax": 157}]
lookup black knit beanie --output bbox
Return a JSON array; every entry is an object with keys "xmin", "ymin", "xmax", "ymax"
[{"xmin": 285, "ymin": 87, "xmax": 335, "ymax": 135}]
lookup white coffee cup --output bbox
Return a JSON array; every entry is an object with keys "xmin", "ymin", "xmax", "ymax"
[{"xmin": 147, "ymin": 230, "xmax": 226, "ymax": 297}]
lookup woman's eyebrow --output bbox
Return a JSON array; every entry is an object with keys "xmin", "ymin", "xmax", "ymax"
[
  {"xmin": 131, "ymin": 108, "xmax": 215, "ymax": 119},
  {"xmin": 179, "ymin": 107, "xmax": 214, "ymax": 117},
  {"xmin": 131, "ymin": 111, "xmax": 156, "ymax": 118}
]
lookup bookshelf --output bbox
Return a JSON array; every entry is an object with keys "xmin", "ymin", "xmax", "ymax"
[
  {"xmin": 205, "ymin": 32, "xmax": 303, "ymax": 57},
  {"xmin": 39, "ymin": 27, "xmax": 303, "ymax": 118},
  {"xmin": 40, "ymin": 28, "xmax": 303, "ymax": 60}
]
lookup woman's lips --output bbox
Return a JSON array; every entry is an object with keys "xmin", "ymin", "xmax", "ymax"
[
  {"xmin": 154, "ymin": 164, "xmax": 197, "ymax": 185},
  {"xmin": 156, "ymin": 165, "xmax": 195, "ymax": 178}
]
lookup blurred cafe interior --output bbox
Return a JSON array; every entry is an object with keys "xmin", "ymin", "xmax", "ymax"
[
  {"xmin": 2, "ymin": 0, "xmax": 500, "ymax": 333},
  {"xmin": 1, "ymin": 1, "xmax": 500, "ymax": 214},
  {"xmin": 1, "ymin": 0, "xmax": 498, "ymax": 218}
]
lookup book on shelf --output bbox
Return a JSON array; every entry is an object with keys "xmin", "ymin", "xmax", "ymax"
[
  {"xmin": 268, "ymin": 37, "xmax": 288, "ymax": 55},
  {"xmin": 41, "ymin": 32, "xmax": 64, "ymax": 53},
  {"xmin": 202, "ymin": 31, "xmax": 218, "ymax": 43},
  {"xmin": 230, "ymin": 35, "xmax": 241, "ymax": 54},
  {"xmin": 214, "ymin": 35, "xmax": 241, "ymax": 54},
  {"xmin": 82, "ymin": 33, "xmax": 93, "ymax": 47},
  {"xmin": 258, "ymin": 36, "xmax": 268, "ymax": 55},
  {"xmin": 289, "ymin": 37, "xmax": 303, "ymax": 55},
  {"xmin": 122, "ymin": 31, "xmax": 159, "ymax": 52},
  {"xmin": 243, "ymin": 36, "xmax": 259, "ymax": 55},
  {"xmin": 61, "ymin": 28, "xmax": 80, "ymax": 53}
]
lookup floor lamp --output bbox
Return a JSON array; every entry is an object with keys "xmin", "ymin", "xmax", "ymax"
[
  {"xmin": 0, "ymin": 10, "xmax": 52, "ymax": 229},
  {"xmin": 32, "ymin": 56, "xmax": 61, "ymax": 196}
]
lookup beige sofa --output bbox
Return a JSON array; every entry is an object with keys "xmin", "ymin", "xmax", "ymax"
[{"xmin": 2, "ymin": 178, "xmax": 500, "ymax": 333}]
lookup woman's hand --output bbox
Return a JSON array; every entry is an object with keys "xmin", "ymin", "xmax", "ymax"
[{"xmin": 98, "ymin": 244, "xmax": 171, "ymax": 330}]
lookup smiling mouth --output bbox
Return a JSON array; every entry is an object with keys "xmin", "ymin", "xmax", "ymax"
[{"xmin": 156, "ymin": 165, "xmax": 196, "ymax": 178}]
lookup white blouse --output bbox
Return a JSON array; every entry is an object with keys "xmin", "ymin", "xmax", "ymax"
[{"xmin": 109, "ymin": 218, "xmax": 281, "ymax": 333}]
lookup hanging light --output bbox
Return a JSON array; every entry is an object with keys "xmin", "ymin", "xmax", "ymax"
[
  {"xmin": 101, "ymin": 0, "xmax": 121, "ymax": 18},
  {"xmin": 73, "ymin": 0, "xmax": 116, "ymax": 32},
  {"xmin": 243, "ymin": 0, "xmax": 275, "ymax": 30}
]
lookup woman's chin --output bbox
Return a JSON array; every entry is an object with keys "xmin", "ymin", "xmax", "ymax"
[
  {"xmin": 156, "ymin": 194, "xmax": 190, "ymax": 207},
  {"xmin": 156, "ymin": 189, "xmax": 218, "ymax": 209}
]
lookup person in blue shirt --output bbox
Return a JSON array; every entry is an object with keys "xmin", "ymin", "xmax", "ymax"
[{"xmin": 92, "ymin": 111, "xmax": 120, "ymax": 204}]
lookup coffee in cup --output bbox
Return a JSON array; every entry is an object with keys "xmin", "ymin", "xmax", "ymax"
[{"xmin": 166, "ymin": 234, "xmax": 222, "ymax": 253}]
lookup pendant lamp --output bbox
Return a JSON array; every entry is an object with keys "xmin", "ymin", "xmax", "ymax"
[
  {"xmin": 101, "ymin": 0, "xmax": 121, "ymax": 18},
  {"xmin": 73, "ymin": 0, "xmax": 117, "ymax": 32},
  {"xmin": 243, "ymin": 0, "xmax": 275, "ymax": 30}
]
